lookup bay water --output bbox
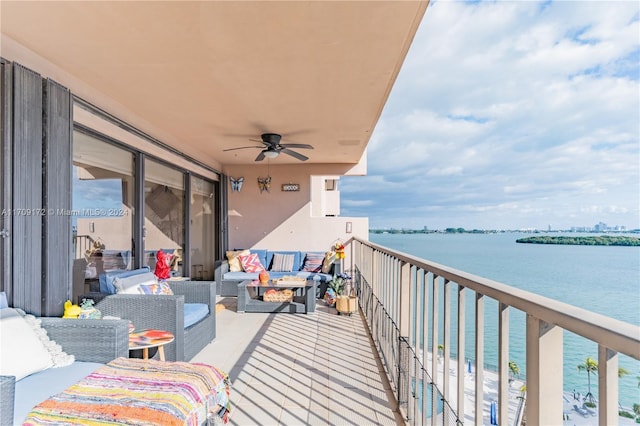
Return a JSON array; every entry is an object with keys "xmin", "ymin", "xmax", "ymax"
[{"xmin": 369, "ymin": 232, "xmax": 640, "ymax": 408}]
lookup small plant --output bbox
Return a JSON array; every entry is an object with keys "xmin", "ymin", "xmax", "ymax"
[
  {"xmin": 584, "ymin": 401, "xmax": 596, "ymax": 408},
  {"xmin": 328, "ymin": 272, "xmax": 351, "ymax": 296}
]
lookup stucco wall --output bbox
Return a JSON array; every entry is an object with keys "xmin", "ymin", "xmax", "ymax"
[{"xmin": 224, "ymin": 163, "xmax": 368, "ymax": 251}]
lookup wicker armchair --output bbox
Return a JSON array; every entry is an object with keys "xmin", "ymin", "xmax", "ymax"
[
  {"xmin": 0, "ymin": 318, "xmax": 129, "ymax": 426},
  {"xmin": 92, "ymin": 281, "xmax": 216, "ymax": 362}
]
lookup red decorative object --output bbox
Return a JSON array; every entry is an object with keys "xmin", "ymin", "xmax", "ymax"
[
  {"xmin": 154, "ymin": 250, "xmax": 171, "ymax": 280},
  {"xmin": 259, "ymin": 270, "xmax": 270, "ymax": 283}
]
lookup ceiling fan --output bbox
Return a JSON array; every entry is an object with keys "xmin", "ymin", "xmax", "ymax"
[{"xmin": 223, "ymin": 133, "xmax": 314, "ymax": 161}]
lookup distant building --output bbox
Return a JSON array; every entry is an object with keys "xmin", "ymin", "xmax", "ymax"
[{"xmin": 594, "ymin": 222, "xmax": 608, "ymax": 232}]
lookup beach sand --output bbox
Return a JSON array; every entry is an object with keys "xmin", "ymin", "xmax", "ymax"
[{"xmin": 422, "ymin": 355, "xmax": 637, "ymax": 425}]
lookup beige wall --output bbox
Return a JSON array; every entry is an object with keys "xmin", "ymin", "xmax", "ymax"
[{"xmin": 225, "ymin": 164, "xmax": 368, "ymax": 251}]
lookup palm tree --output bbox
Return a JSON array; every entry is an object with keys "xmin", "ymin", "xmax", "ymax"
[
  {"xmin": 437, "ymin": 344, "xmax": 444, "ymax": 360},
  {"xmin": 577, "ymin": 357, "xmax": 598, "ymax": 403},
  {"xmin": 618, "ymin": 367, "xmax": 629, "ymax": 378},
  {"xmin": 508, "ymin": 360, "xmax": 520, "ymax": 385}
]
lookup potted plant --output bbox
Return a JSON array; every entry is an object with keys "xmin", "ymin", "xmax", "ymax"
[
  {"xmin": 328, "ymin": 273, "xmax": 349, "ymax": 296},
  {"xmin": 330, "ymin": 273, "xmax": 356, "ymax": 315}
]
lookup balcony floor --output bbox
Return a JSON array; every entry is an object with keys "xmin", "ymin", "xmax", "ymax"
[{"xmin": 191, "ymin": 297, "xmax": 403, "ymax": 426}]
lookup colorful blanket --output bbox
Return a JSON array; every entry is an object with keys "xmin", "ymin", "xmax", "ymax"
[{"xmin": 23, "ymin": 357, "xmax": 232, "ymax": 425}]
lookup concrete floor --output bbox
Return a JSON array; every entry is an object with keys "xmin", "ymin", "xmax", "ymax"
[{"xmin": 191, "ymin": 297, "xmax": 404, "ymax": 426}]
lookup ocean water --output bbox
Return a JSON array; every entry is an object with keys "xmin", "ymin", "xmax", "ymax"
[{"xmin": 368, "ymin": 232, "xmax": 640, "ymax": 407}]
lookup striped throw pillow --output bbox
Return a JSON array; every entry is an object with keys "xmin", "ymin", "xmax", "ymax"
[
  {"xmin": 302, "ymin": 252, "xmax": 324, "ymax": 272},
  {"xmin": 271, "ymin": 253, "xmax": 295, "ymax": 272}
]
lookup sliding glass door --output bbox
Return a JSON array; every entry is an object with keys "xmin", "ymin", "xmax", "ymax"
[
  {"xmin": 190, "ymin": 175, "xmax": 215, "ymax": 280},
  {"xmin": 143, "ymin": 159, "xmax": 185, "ymax": 277},
  {"xmin": 72, "ymin": 131, "xmax": 135, "ymax": 297}
]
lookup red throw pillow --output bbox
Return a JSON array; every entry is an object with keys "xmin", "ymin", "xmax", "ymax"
[{"xmin": 239, "ymin": 253, "xmax": 265, "ymax": 273}]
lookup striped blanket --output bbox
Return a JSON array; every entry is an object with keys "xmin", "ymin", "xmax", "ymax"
[{"xmin": 23, "ymin": 357, "xmax": 231, "ymax": 425}]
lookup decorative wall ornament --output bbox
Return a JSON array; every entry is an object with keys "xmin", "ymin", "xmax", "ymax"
[
  {"xmin": 257, "ymin": 176, "xmax": 271, "ymax": 193},
  {"xmin": 281, "ymin": 183, "xmax": 300, "ymax": 192},
  {"xmin": 230, "ymin": 176, "xmax": 244, "ymax": 192}
]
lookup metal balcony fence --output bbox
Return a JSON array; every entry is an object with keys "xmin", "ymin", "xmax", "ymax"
[{"xmin": 346, "ymin": 237, "xmax": 639, "ymax": 426}]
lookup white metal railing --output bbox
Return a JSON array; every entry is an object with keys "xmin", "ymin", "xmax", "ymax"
[{"xmin": 346, "ymin": 237, "xmax": 640, "ymax": 426}]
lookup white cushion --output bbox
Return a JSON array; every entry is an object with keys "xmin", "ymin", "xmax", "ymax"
[
  {"xmin": 113, "ymin": 272, "xmax": 158, "ymax": 294},
  {"xmin": 0, "ymin": 308, "xmax": 54, "ymax": 380}
]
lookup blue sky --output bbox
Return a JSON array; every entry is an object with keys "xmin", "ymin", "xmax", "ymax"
[{"xmin": 340, "ymin": 0, "xmax": 640, "ymax": 231}]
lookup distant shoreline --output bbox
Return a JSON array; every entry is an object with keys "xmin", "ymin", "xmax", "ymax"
[
  {"xmin": 369, "ymin": 229, "xmax": 639, "ymax": 235},
  {"xmin": 515, "ymin": 236, "xmax": 640, "ymax": 246}
]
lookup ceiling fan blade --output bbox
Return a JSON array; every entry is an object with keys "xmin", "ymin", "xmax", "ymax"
[
  {"xmin": 280, "ymin": 143, "xmax": 313, "ymax": 150},
  {"xmin": 254, "ymin": 151, "xmax": 266, "ymax": 161},
  {"xmin": 249, "ymin": 138, "xmax": 271, "ymax": 147},
  {"xmin": 281, "ymin": 148, "xmax": 308, "ymax": 161},
  {"xmin": 223, "ymin": 145, "xmax": 263, "ymax": 152}
]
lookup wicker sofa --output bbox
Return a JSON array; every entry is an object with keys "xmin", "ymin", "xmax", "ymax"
[
  {"xmin": 1, "ymin": 317, "xmax": 130, "ymax": 425},
  {"xmin": 81, "ymin": 279, "xmax": 217, "ymax": 362},
  {"xmin": 215, "ymin": 250, "xmax": 340, "ymax": 297}
]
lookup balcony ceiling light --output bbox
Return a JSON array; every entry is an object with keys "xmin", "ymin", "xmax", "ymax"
[{"xmin": 263, "ymin": 148, "xmax": 279, "ymax": 159}]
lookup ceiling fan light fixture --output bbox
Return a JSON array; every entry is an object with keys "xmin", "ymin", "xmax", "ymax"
[{"xmin": 263, "ymin": 149, "xmax": 279, "ymax": 159}]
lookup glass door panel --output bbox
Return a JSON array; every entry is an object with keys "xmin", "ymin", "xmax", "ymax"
[
  {"xmin": 72, "ymin": 131, "xmax": 135, "ymax": 296},
  {"xmin": 144, "ymin": 159, "xmax": 185, "ymax": 277},
  {"xmin": 190, "ymin": 176, "xmax": 215, "ymax": 280}
]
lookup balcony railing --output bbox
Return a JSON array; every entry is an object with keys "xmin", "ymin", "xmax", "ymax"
[{"xmin": 345, "ymin": 237, "xmax": 640, "ymax": 426}]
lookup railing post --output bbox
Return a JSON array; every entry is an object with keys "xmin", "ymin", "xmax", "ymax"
[
  {"xmin": 598, "ymin": 345, "xmax": 618, "ymax": 426},
  {"xmin": 422, "ymin": 270, "xmax": 430, "ymax": 421},
  {"xmin": 498, "ymin": 302, "xmax": 509, "ymax": 426},
  {"xmin": 443, "ymin": 279, "xmax": 451, "ymax": 408},
  {"xmin": 398, "ymin": 261, "xmax": 411, "ymax": 420},
  {"xmin": 526, "ymin": 316, "xmax": 563, "ymax": 425},
  {"xmin": 457, "ymin": 285, "xmax": 466, "ymax": 422},
  {"xmin": 432, "ymin": 274, "xmax": 440, "ymax": 419},
  {"xmin": 398, "ymin": 261, "xmax": 411, "ymax": 333},
  {"xmin": 475, "ymin": 293, "xmax": 484, "ymax": 426}
]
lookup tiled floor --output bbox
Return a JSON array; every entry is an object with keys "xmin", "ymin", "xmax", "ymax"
[{"xmin": 191, "ymin": 297, "xmax": 404, "ymax": 426}]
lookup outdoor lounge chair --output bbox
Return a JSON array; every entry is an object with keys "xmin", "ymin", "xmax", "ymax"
[{"xmin": 83, "ymin": 280, "xmax": 217, "ymax": 361}]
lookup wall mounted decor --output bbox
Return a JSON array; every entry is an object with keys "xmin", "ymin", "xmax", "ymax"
[
  {"xmin": 281, "ymin": 183, "xmax": 300, "ymax": 192},
  {"xmin": 257, "ymin": 176, "xmax": 271, "ymax": 193},
  {"xmin": 230, "ymin": 176, "xmax": 244, "ymax": 192}
]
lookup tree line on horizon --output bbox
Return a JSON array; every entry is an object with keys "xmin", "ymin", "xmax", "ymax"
[{"xmin": 516, "ymin": 236, "xmax": 640, "ymax": 246}]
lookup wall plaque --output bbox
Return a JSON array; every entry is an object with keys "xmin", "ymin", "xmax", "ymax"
[{"xmin": 281, "ymin": 183, "xmax": 300, "ymax": 192}]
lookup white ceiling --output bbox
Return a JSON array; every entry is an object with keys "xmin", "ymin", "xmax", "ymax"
[{"xmin": 1, "ymin": 1, "xmax": 428, "ymax": 168}]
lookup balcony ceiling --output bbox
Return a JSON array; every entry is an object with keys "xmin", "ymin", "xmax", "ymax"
[{"xmin": 1, "ymin": 1, "xmax": 427, "ymax": 168}]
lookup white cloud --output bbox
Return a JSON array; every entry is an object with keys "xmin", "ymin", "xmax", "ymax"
[{"xmin": 341, "ymin": 0, "xmax": 640, "ymax": 230}]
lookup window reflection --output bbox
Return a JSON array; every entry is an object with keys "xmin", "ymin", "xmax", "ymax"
[
  {"xmin": 144, "ymin": 159, "xmax": 185, "ymax": 277},
  {"xmin": 72, "ymin": 131, "xmax": 135, "ymax": 299}
]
